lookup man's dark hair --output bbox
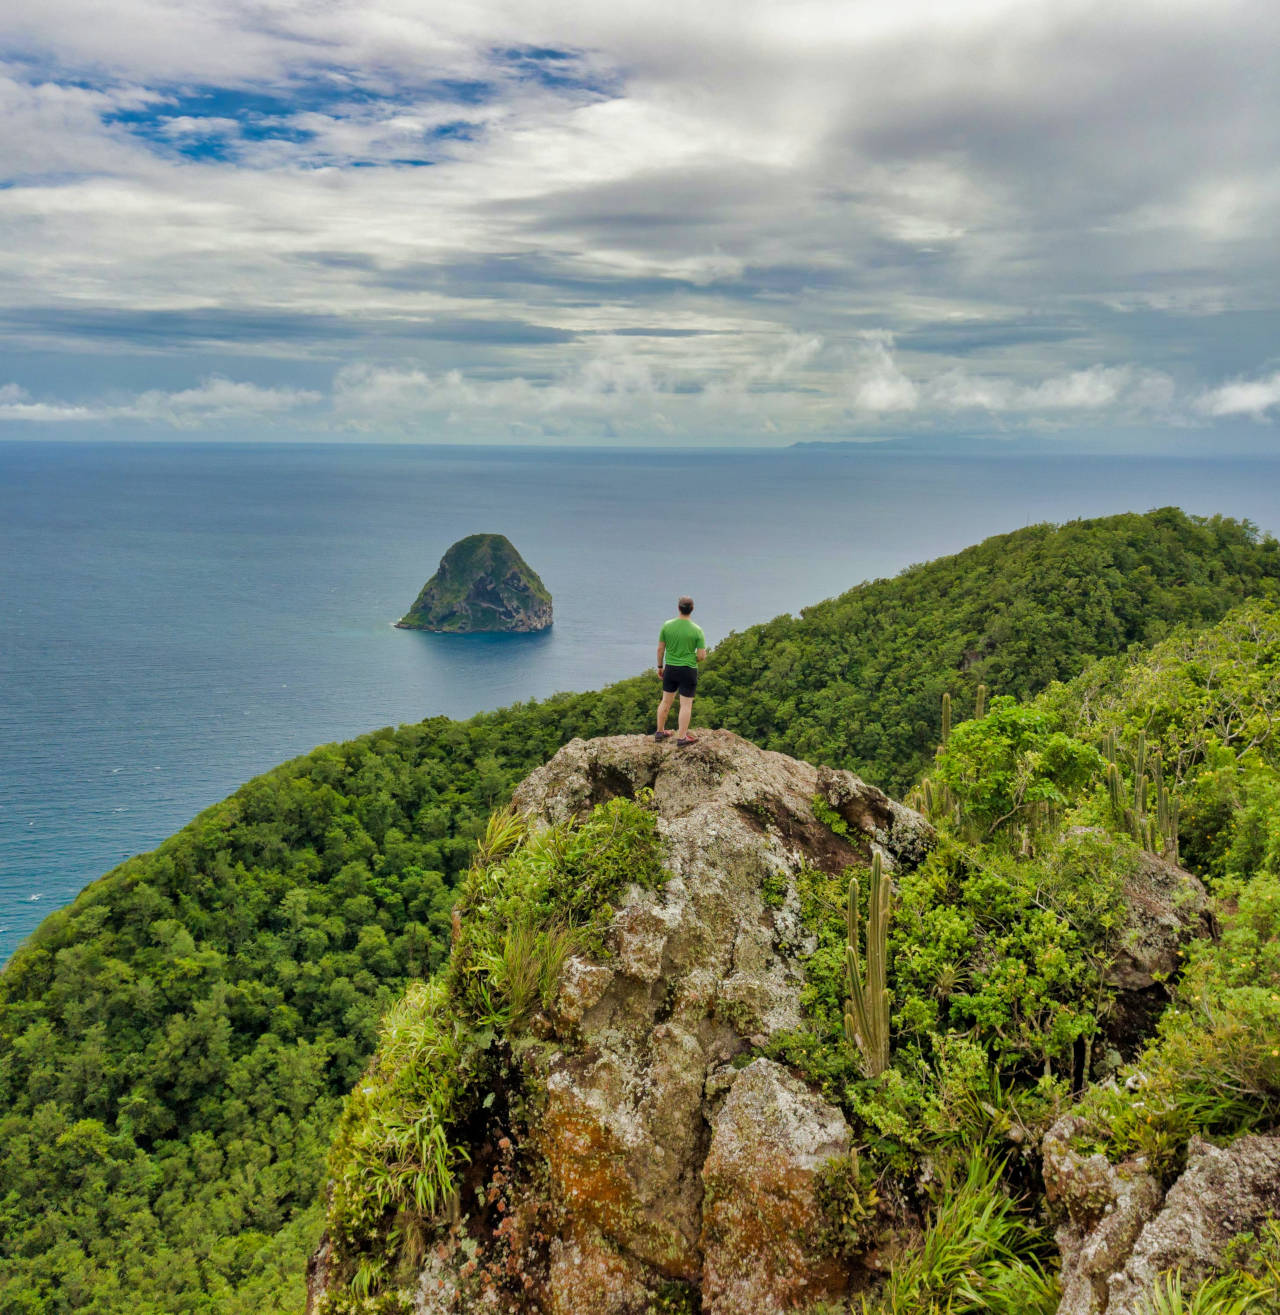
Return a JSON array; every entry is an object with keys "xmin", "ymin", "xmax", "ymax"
[{"xmin": 678, "ymin": 596, "xmax": 694, "ymax": 615}]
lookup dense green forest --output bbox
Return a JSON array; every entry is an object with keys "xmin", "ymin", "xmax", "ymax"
[{"xmin": 2, "ymin": 508, "xmax": 1277, "ymax": 1312}]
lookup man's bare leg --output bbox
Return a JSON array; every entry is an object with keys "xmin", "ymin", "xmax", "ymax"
[
  {"xmin": 657, "ymin": 690, "xmax": 676, "ymax": 734},
  {"xmin": 676, "ymin": 694, "xmax": 694, "ymax": 739}
]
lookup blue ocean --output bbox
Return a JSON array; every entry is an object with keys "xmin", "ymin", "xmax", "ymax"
[{"xmin": 4, "ymin": 439, "xmax": 1280, "ymax": 963}]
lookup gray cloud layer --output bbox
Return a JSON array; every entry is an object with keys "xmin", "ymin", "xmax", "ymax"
[{"xmin": 1, "ymin": 1, "xmax": 1278, "ymax": 442}]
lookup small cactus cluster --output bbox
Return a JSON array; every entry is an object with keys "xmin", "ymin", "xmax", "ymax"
[
  {"xmin": 844, "ymin": 848, "xmax": 891, "ymax": 1079},
  {"xmin": 915, "ymin": 688, "xmax": 988, "ymax": 827},
  {"xmin": 1103, "ymin": 729, "xmax": 1179, "ymax": 859},
  {"xmin": 911, "ymin": 776, "xmax": 959, "ymax": 827}
]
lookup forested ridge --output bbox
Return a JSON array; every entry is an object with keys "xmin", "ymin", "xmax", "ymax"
[{"xmin": 2, "ymin": 507, "xmax": 1277, "ymax": 1313}]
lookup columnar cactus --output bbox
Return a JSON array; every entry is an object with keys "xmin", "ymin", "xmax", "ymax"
[
  {"xmin": 844, "ymin": 848, "xmax": 891, "ymax": 1078},
  {"xmin": 1110, "ymin": 732, "xmax": 1179, "ymax": 858},
  {"xmin": 974, "ymin": 683, "xmax": 987, "ymax": 721},
  {"xmin": 1106, "ymin": 761, "xmax": 1123, "ymax": 816},
  {"xmin": 941, "ymin": 692, "xmax": 952, "ymax": 747}
]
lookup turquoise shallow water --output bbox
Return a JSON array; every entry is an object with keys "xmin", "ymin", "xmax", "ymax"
[{"xmin": 4, "ymin": 439, "xmax": 1280, "ymax": 963}]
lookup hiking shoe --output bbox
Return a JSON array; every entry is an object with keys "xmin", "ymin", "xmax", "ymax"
[
  {"xmin": 676, "ymin": 734, "xmax": 698, "ymax": 746},
  {"xmin": 654, "ymin": 730, "xmax": 672, "ymax": 741}
]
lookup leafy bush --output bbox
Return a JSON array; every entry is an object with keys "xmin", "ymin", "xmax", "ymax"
[{"xmin": 932, "ymin": 697, "xmax": 1105, "ymax": 839}]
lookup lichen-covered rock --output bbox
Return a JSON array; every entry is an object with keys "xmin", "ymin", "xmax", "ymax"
[
  {"xmin": 1043, "ymin": 1115, "xmax": 1163, "ymax": 1315},
  {"xmin": 816, "ymin": 765, "xmax": 936, "ymax": 867},
  {"xmin": 1104, "ymin": 848, "xmax": 1208, "ymax": 994},
  {"xmin": 1101, "ymin": 845, "xmax": 1210, "ymax": 1051},
  {"xmin": 1044, "ymin": 1119, "xmax": 1280, "ymax": 1315},
  {"xmin": 701, "ymin": 1059, "xmax": 852, "ymax": 1314},
  {"xmin": 1106, "ymin": 1133, "xmax": 1280, "ymax": 1314},
  {"xmin": 400, "ymin": 732, "xmax": 933, "ymax": 1313}
]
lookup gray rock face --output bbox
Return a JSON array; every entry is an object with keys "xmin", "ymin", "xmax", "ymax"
[
  {"xmin": 1045, "ymin": 1117, "xmax": 1280, "ymax": 1315},
  {"xmin": 412, "ymin": 731, "xmax": 934, "ymax": 1313},
  {"xmin": 1106, "ymin": 1134, "xmax": 1280, "ymax": 1314},
  {"xmin": 1106, "ymin": 851, "xmax": 1206, "ymax": 993},
  {"xmin": 1043, "ymin": 1115, "xmax": 1164, "ymax": 1315},
  {"xmin": 1061, "ymin": 831, "xmax": 1210, "ymax": 1053}
]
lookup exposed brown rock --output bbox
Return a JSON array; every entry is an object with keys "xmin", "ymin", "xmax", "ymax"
[{"xmin": 700, "ymin": 1059, "xmax": 852, "ymax": 1314}]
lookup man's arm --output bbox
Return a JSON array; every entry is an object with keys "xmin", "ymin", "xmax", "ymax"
[
  {"xmin": 657, "ymin": 640, "xmax": 666, "ymax": 673},
  {"xmin": 696, "ymin": 647, "xmax": 708, "ymax": 663}
]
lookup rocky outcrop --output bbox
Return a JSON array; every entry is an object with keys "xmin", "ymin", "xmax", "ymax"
[
  {"xmin": 1043, "ymin": 1115, "xmax": 1164, "ymax": 1315},
  {"xmin": 700, "ymin": 1060, "xmax": 852, "ymax": 1314},
  {"xmin": 397, "ymin": 533, "xmax": 553, "ymax": 633},
  {"xmin": 1100, "ymin": 844, "xmax": 1210, "ymax": 1052},
  {"xmin": 412, "ymin": 731, "xmax": 934, "ymax": 1313},
  {"xmin": 1109, "ymin": 1134, "xmax": 1280, "ymax": 1312},
  {"xmin": 1045, "ymin": 1118, "xmax": 1280, "ymax": 1315}
]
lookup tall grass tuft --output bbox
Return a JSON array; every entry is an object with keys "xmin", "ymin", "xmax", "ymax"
[{"xmin": 862, "ymin": 1150, "xmax": 1057, "ymax": 1315}]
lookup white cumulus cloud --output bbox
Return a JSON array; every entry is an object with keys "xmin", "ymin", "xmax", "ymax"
[{"xmin": 1195, "ymin": 370, "xmax": 1280, "ymax": 421}]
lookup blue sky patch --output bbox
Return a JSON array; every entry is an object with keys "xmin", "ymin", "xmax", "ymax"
[{"xmin": 98, "ymin": 74, "xmax": 495, "ymax": 164}]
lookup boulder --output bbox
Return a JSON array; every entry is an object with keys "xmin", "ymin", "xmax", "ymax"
[
  {"xmin": 1106, "ymin": 1133, "xmax": 1280, "ymax": 1314},
  {"xmin": 701, "ymin": 1059, "xmax": 852, "ymax": 1314},
  {"xmin": 1102, "ymin": 845, "xmax": 1210, "ymax": 1052},
  {"xmin": 1043, "ymin": 1115, "xmax": 1163, "ymax": 1315}
]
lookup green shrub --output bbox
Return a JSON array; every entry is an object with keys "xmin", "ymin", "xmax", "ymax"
[
  {"xmin": 932, "ymin": 697, "xmax": 1105, "ymax": 840},
  {"xmin": 815, "ymin": 1150, "xmax": 882, "ymax": 1260}
]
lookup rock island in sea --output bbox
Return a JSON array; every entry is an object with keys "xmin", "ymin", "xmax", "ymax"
[{"xmin": 396, "ymin": 533, "xmax": 553, "ymax": 633}]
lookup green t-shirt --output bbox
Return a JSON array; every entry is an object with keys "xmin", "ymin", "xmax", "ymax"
[{"xmin": 660, "ymin": 616, "xmax": 707, "ymax": 668}]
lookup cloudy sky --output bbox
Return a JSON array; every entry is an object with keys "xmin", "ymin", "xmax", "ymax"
[{"xmin": 1, "ymin": 0, "xmax": 1278, "ymax": 446}]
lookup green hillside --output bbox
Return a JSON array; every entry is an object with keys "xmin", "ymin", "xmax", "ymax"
[
  {"xmin": 2, "ymin": 508, "xmax": 1276, "ymax": 1313},
  {"xmin": 317, "ymin": 596, "xmax": 1280, "ymax": 1314}
]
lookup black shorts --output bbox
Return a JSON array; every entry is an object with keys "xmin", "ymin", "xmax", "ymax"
[{"xmin": 662, "ymin": 664, "xmax": 698, "ymax": 697}]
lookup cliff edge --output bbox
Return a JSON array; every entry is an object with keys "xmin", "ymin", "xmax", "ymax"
[{"xmin": 309, "ymin": 731, "xmax": 1224, "ymax": 1315}]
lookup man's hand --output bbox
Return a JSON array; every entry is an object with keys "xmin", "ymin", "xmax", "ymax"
[{"xmin": 657, "ymin": 666, "xmax": 664, "ymax": 678}]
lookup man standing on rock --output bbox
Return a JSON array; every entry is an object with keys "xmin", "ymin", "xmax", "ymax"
[{"xmin": 655, "ymin": 596, "xmax": 708, "ymax": 746}]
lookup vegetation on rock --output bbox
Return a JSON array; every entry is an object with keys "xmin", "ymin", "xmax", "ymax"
[
  {"xmin": 319, "ymin": 795, "xmax": 666, "ymax": 1311},
  {"xmin": 3, "ymin": 508, "xmax": 1279, "ymax": 1312},
  {"xmin": 396, "ymin": 533, "xmax": 553, "ymax": 633}
]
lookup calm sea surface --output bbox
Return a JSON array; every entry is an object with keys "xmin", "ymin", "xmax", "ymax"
[{"xmin": 4, "ymin": 440, "xmax": 1280, "ymax": 963}]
